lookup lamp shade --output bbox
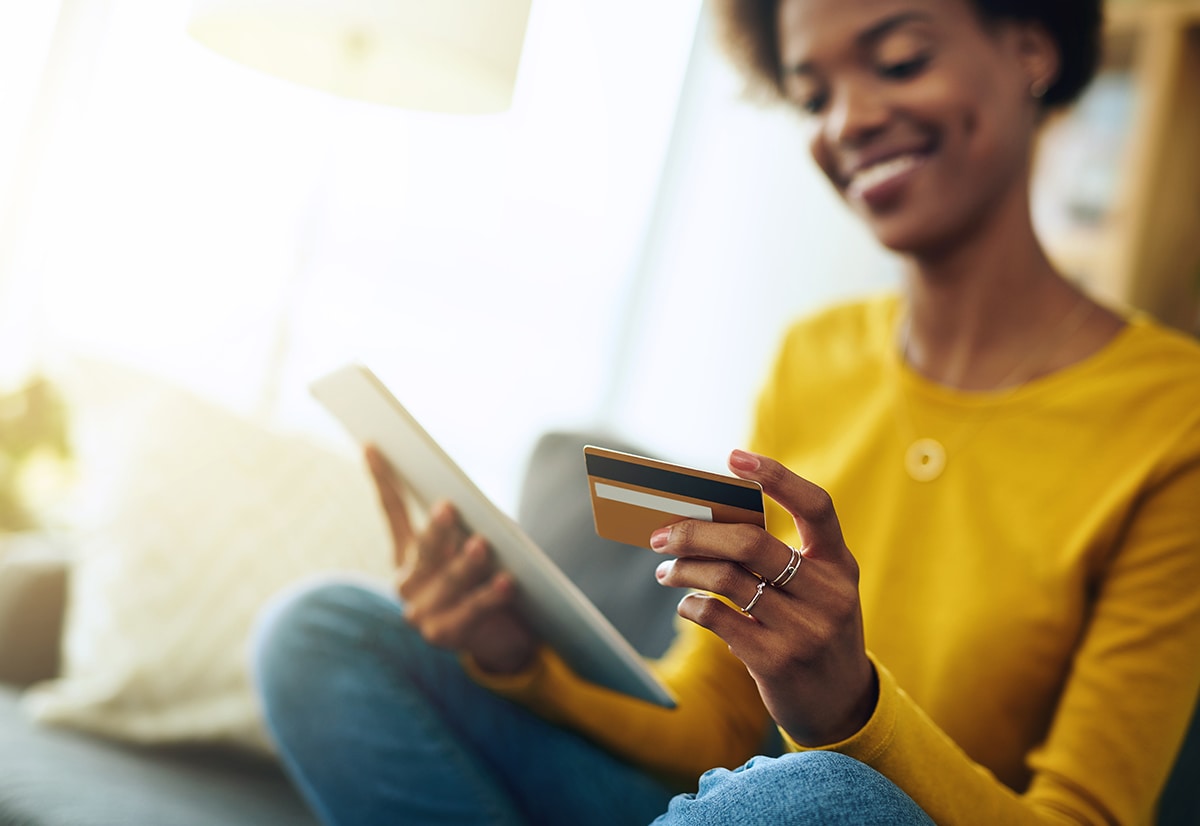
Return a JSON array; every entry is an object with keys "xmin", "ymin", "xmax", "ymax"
[{"xmin": 187, "ymin": 0, "xmax": 533, "ymax": 113}]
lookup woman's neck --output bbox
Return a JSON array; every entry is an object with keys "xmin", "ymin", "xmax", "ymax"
[{"xmin": 899, "ymin": 190, "xmax": 1091, "ymax": 391}]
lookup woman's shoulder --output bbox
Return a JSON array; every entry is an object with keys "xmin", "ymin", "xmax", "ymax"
[
  {"xmin": 776, "ymin": 292, "xmax": 900, "ymax": 357},
  {"xmin": 758, "ymin": 294, "xmax": 900, "ymax": 405},
  {"xmin": 1088, "ymin": 313, "xmax": 1200, "ymax": 404},
  {"xmin": 1076, "ymin": 312, "xmax": 1200, "ymax": 457},
  {"xmin": 1119, "ymin": 313, "xmax": 1200, "ymax": 368}
]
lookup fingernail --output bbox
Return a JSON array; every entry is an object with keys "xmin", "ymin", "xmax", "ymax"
[
  {"xmin": 655, "ymin": 560, "xmax": 673, "ymax": 581},
  {"xmin": 729, "ymin": 450, "xmax": 760, "ymax": 471},
  {"xmin": 650, "ymin": 528, "xmax": 671, "ymax": 550}
]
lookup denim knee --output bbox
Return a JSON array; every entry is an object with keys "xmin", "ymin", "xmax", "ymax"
[
  {"xmin": 662, "ymin": 751, "xmax": 933, "ymax": 826},
  {"xmin": 251, "ymin": 577, "xmax": 401, "ymax": 702}
]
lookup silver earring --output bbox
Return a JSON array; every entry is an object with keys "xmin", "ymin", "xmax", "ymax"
[{"xmin": 1030, "ymin": 78, "xmax": 1049, "ymax": 99}]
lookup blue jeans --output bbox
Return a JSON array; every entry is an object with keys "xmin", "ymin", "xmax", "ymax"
[{"xmin": 252, "ymin": 580, "xmax": 934, "ymax": 826}]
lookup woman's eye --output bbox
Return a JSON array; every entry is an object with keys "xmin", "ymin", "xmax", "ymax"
[
  {"xmin": 879, "ymin": 54, "xmax": 929, "ymax": 80},
  {"xmin": 786, "ymin": 87, "xmax": 826, "ymax": 116},
  {"xmin": 800, "ymin": 94, "xmax": 827, "ymax": 115}
]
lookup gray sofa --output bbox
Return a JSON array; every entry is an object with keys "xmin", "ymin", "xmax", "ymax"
[
  {"xmin": 0, "ymin": 431, "xmax": 681, "ymax": 825},
  {"xmin": 1, "ymin": 431, "xmax": 1196, "ymax": 824}
]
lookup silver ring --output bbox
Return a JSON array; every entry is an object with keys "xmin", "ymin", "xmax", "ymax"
[
  {"xmin": 740, "ymin": 579, "xmax": 767, "ymax": 616},
  {"xmin": 770, "ymin": 546, "xmax": 803, "ymax": 588}
]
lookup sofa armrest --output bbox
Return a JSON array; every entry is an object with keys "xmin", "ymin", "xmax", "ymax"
[{"xmin": 0, "ymin": 533, "xmax": 68, "ymax": 687}]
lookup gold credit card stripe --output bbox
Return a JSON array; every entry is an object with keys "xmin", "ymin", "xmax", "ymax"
[
  {"xmin": 583, "ymin": 447, "xmax": 764, "ymax": 513},
  {"xmin": 587, "ymin": 477, "xmax": 763, "ymax": 526},
  {"xmin": 592, "ymin": 481, "xmax": 716, "ymax": 521}
]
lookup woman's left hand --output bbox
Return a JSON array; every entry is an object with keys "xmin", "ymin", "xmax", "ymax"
[{"xmin": 651, "ymin": 449, "xmax": 877, "ymax": 747}]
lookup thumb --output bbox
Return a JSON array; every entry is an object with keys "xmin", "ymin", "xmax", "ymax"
[{"xmin": 365, "ymin": 444, "xmax": 415, "ymax": 568}]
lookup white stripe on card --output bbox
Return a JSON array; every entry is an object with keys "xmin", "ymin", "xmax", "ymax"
[{"xmin": 594, "ymin": 482, "xmax": 714, "ymax": 521}]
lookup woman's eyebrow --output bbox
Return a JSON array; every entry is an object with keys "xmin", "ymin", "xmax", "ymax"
[
  {"xmin": 858, "ymin": 11, "xmax": 936, "ymax": 47},
  {"xmin": 780, "ymin": 11, "xmax": 935, "ymax": 77}
]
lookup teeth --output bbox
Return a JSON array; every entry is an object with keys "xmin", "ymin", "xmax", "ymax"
[{"xmin": 847, "ymin": 154, "xmax": 921, "ymax": 198}]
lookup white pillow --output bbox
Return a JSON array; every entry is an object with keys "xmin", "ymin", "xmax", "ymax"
[{"xmin": 22, "ymin": 360, "xmax": 393, "ymax": 752}]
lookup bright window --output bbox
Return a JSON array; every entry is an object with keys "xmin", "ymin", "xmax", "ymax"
[{"xmin": 2, "ymin": 0, "xmax": 702, "ymax": 509}]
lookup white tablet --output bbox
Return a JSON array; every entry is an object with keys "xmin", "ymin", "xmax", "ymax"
[{"xmin": 310, "ymin": 364, "xmax": 676, "ymax": 708}]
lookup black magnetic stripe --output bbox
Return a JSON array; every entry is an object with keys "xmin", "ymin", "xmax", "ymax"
[{"xmin": 586, "ymin": 453, "xmax": 763, "ymax": 512}]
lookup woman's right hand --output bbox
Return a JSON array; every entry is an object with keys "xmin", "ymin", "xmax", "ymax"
[{"xmin": 366, "ymin": 445, "xmax": 539, "ymax": 675}]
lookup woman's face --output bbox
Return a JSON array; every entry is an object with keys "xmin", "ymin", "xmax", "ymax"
[{"xmin": 776, "ymin": 0, "xmax": 1049, "ymax": 255}]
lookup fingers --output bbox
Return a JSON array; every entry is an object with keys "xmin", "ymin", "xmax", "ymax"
[
  {"xmin": 363, "ymin": 447, "xmax": 534, "ymax": 666},
  {"xmin": 650, "ymin": 451, "xmax": 857, "ymax": 642},
  {"xmin": 666, "ymin": 570, "xmax": 809, "ymax": 662},
  {"xmin": 655, "ymin": 451, "xmax": 873, "ymax": 745},
  {"xmin": 658, "ymin": 532, "xmax": 850, "ymax": 632},
  {"xmin": 727, "ymin": 449, "xmax": 848, "ymax": 563},
  {"xmin": 402, "ymin": 537, "xmax": 533, "ymax": 673},
  {"xmin": 400, "ymin": 524, "xmax": 486, "ymax": 601},
  {"xmin": 401, "ymin": 535, "xmax": 506, "ymax": 641},
  {"xmin": 663, "ymin": 556, "xmax": 855, "ymax": 674},
  {"xmin": 365, "ymin": 445, "xmax": 414, "ymax": 569},
  {"xmin": 648, "ymin": 450, "xmax": 848, "ymax": 581},
  {"xmin": 657, "ymin": 557, "xmax": 765, "ymax": 612},
  {"xmin": 651, "ymin": 520, "xmax": 799, "ymax": 584},
  {"xmin": 365, "ymin": 445, "xmax": 471, "ymax": 578},
  {"xmin": 654, "ymin": 557, "xmax": 771, "ymax": 664},
  {"xmin": 411, "ymin": 499, "xmax": 469, "ymax": 577},
  {"xmin": 658, "ymin": 554, "xmax": 822, "ymax": 625},
  {"xmin": 414, "ymin": 574, "xmax": 517, "ymax": 650},
  {"xmin": 676, "ymin": 590, "xmax": 773, "ymax": 636}
]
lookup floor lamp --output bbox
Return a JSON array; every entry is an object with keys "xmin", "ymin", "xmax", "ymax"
[{"xmin": 188, "ymin": 0, "xmax": 532, "ymax": 113}]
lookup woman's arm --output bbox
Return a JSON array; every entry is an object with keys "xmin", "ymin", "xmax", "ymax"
[
  {"xmin": 783, "ymin": 433, "xmax": 1200, "ymax": 825},
  {"xmin": 466, "ymin": 617, "xmax": 773, "ymax": 789},
  {"xmin": 648, "ymin": 427, "xmax": 1200, "ymax": 824}
]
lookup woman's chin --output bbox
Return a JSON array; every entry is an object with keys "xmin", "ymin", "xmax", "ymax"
[
  {"xmin": 859, "ymin": 207, "xmax": 979, "ymax": 259},
  {"xmin": 864, "ymin": 222, "xmax": 945, "ymax": 257}
]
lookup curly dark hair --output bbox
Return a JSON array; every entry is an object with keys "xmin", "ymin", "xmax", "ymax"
[{"xmin": 710, "ymin": 0, "xmax": 1103, "ymax": 109}]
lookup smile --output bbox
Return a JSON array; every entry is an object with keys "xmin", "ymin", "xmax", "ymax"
[{"xmin": 844, "ymin": 152, "xmax": 928, "ymax": 204}]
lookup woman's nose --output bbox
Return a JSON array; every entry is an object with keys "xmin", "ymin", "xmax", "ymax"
[{"xmin": 823, "ymin": 80, "xmax": 888, "ymax": 147}]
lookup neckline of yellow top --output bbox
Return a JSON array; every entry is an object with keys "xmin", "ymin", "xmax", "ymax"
[
  {"xmin": 885, "ymin": 296, "xmax": 1142, "ymax": 407},
  {"xmin": 892, "ymin": 296, "xmax": 1097, "ymax": 482}
]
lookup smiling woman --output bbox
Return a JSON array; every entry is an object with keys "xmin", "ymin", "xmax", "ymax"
[
  {"xmin": 774, "ymin": 2, "xmax": 1063, "ymax": 255},
  {"xmin": 248, "ymin": 0, "xmax": 1200, "ymax": 823}
]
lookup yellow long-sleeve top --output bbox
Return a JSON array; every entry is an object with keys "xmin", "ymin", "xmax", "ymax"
[{"xmin": 473, "ymin": 295, "xmax": 1200, "ymax": 825}]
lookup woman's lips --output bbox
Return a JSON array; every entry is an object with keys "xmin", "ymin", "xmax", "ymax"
[{"xmin": 844, "ymin": 152, "xmax": 928, "ymax": 207}]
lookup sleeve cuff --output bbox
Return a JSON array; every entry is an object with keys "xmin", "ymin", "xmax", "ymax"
[
  {"xmin": 779, "ymin": 652, "xmax": 900, "ymax": 765},
  {"xmin": 460, "ymin": 645, "xmax": 559, "ymax": 699}
]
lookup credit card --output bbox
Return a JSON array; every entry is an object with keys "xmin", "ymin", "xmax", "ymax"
[{"xmin": 584, "ymin": 446, "xmax": 766, "ymax": 549}]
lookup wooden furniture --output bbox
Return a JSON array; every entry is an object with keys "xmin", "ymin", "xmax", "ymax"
[{"xmin": 1036, "ymin": 0, "xmax": 1200, "ymax": 335}]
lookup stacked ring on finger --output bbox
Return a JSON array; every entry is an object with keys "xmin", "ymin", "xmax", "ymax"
[
  {"xmin": 740, "ymin": 579, "xmax": 767, "ymax": 616},
  {"xmin": 770, "ymin": 545, "xmax": 803, "ymax": 588}
]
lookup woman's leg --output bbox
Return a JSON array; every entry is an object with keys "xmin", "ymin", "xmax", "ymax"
[
  {"xmin": 252, "ymin": 579, "xmax": 675, "ymax": 826},
  {"xmin": 653, "ymin": 752, "xmax": 934, "ymax": 826}
]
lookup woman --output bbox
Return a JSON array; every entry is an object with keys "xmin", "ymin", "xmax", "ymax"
[{"xmin": 253, "ymin": 0, "xmax": 1200, "ymax": 823}]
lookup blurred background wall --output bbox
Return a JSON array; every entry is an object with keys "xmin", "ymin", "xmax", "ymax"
[{"xmin": 0, "ymin": 0, "xmax": 890, "ymax": 509}]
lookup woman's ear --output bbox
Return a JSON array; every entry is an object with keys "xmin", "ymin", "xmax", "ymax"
[{"xmin": 1012, "ymin": 21, "xmax": 1061, "ymax": 100}]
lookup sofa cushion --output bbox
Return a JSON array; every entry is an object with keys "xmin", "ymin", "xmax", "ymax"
[
  {"xmin": 22, "ymin": 359, "xmax": 394, "ymax": 752},
  {"xmin": 0, "ymin": 684, "xmax": 315, "ymax": 825},
  {"xmin": 15, "ymin": 357, "xmax": 687, "ymax": 758},
  {"xmin": 0, "ymin": 424, "xmax": 684, "ymax": 826},
  {"xmin": 516, "ymin": 431, "xmax": 681, "ymax": 659}
]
